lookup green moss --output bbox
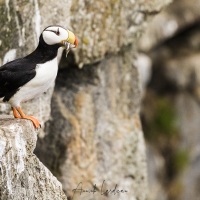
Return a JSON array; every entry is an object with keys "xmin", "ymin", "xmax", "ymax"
[
  {"xmin": 142, "ymin": 94, "xmax": 189, "ymax": 197},
  {"xmin": 154, "ymin": 99, "xmax": 177, "ymax": 136},
  {"xmin": 171, "ymin": 149, "xmax": 189, "ymax": 174},
  {"xmin": 145, "ymin": 97, "xmax": 178, "ymax": 141}
]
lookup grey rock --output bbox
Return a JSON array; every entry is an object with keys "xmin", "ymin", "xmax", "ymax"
[
  {"xmin": 0, "ymin": 116, "xmax": 67, "ymax": 200},
  {"xmin": 70, "ymin": 0, "xmax": 172, "ymax": 65},
  {"xmin": 139, "ymin": 0, "xmax": 200, "ymax": 51},
  {"xmin": 36, "ymin": 49, "xmax": 148, "ymax": 200}
]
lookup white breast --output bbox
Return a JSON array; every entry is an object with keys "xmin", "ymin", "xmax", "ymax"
[{"xmin": 9, "ymin": 57, "xmax": 58, "ymax": 107}]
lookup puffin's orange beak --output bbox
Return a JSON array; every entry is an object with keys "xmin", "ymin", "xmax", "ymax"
[{"xmin": 74, "ymin": 37, "xmax": 78, "ymax": 48}]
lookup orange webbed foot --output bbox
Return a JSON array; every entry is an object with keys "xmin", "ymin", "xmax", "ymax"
[
  {"xmin": 22, "ymin": 115, "xmax": 41, "ymax": 129},
  {"xmin": 12, "ymin": 107, "xmax": 41, "ymax": 129}
]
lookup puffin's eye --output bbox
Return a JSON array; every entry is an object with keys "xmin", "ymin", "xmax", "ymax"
[{"xmin": 56, "ymin": 28, "xmax": 60, "ymax": 35}]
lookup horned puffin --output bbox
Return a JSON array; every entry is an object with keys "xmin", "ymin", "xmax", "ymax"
[{"xmin": 0, "ymin": 25, "xmax": 78, "ymax": 128}]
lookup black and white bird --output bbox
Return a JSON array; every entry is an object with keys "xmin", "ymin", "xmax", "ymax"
[{"xmin": 0, "ymin": 25, "xmax": 78, "ymax": 128}]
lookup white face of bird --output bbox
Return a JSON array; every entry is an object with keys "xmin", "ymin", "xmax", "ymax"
[{"xmin": 42, "ymin": 26, "xmax": 78, "ymax": 51}]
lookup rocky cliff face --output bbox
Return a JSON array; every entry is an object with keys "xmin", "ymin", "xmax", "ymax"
[
  {"xmin": 139, "ymin": 0, "xmax": 200, "ymax": 199},
  {"xmin": 36, "ymin": 49, "xmax": 147, "ymax": 200},
  {"xmin": 0, "ymin": 0, "xmax": 172, "ymax": 199}
]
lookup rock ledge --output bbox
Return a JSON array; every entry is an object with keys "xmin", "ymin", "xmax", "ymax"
[{"xmin": 0, "ymin": 116, "xmax": 67, "ymax": 200}]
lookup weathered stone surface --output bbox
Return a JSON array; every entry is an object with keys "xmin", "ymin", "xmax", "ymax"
[
  {"xmin": 36, "ymin": 48, "xmax": 148, "ymax": 200},
  {"xmin": 70, "ymin": 0, "xmax": 172, "ymax": 65},
  {"xmin": 139, "ymin": 0, "xmax": 200, "ymax": 51},
  {"xmin": 0, "ymin": 116, "xmax": 67, "ymax": 200}
]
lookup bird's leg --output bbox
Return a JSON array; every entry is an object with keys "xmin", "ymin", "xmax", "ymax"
[
  {"xmin": 12, "ymin": 107, "xmax": 21, "ymax": 118},
  {"xmin": 15, "ymin": 107, "xmax": 41, "ymax": 129}
]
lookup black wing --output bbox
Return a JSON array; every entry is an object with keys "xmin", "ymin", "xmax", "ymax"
[{"xmin": 0, "ymin": 58, "xmax": 36, "ymax": 102}]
